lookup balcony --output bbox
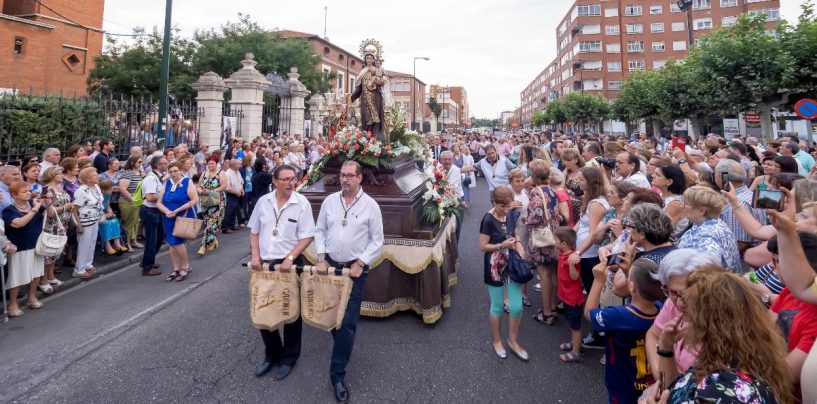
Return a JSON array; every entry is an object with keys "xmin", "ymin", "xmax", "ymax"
[{"xmin": 572, "ymin": 60, "xmax": 603, "ymax": 74}]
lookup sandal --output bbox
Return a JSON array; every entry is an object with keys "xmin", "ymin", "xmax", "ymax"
[
  {"xmin": 166, "ymin": 271, "xmax": 180, "ymax": 282},
  {"xmin": 8, "ymin": 309, "xmax": 24, "ymax": 317},
  {"xmin": 533, "ymin": 310, "xmax": 556, "ymax": 325},
  {"xmin": 522, "ymin": 297, "xmax": 532, "ymax": 307},
  {"xmin": 27, "ymin": 301, "xmax": 44, "ymax": 309},
  {"xmin": 559, "ymin": 351, "xmax": 583, "ymax": 363},
  {"xmin": 559, "ymin": 342, "xmax": 574, "ymax": 352},
  {"xmin": 176, "ymin": 267, "xmax": 192, "ymax": 282}
]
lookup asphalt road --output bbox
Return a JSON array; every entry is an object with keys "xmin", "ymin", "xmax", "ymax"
[{"xmin": 0, "ymin": 178, "xmax": 606, "ymax": 403}]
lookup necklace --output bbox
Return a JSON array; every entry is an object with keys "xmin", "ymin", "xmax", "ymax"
[
  {"xmin": 14, "ymin": 202, "xmax": 31, "ymax": 212},
  {"xmin": 272, "ymin": 204, "xmax": 290, "ymax": 237},
  {"xmin": 340, "ymin": 191, "xmax": 363, "ymax": 226}
]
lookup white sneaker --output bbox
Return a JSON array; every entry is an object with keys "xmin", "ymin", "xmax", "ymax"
[{"xmin": 533, "ymin": 283, "xmax": 541, "ymax": 292}]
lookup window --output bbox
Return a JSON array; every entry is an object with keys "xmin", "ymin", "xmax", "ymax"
[
  {"xmin": 672, "ymin": 22, "xmax": 686, "ymax": 31},
  {"xmin": 609, "ymin": 80, "xmax": 623, "ymax": 90},
  {"xmin": 670, "ymin": 3, "xmax": 681, "ymax": 12},
  {"xmin": 750, "ymin": 8, "xmax": 780, "ymax": 21},
  {"xmin": 694, "ymin": 18, "xmax": 713, "ymax": 30},
  {"xmin": 652, "ymin": 41, "xmax": 666, "ymax": 52},
  {"xmin": 650, "ymin": 5, "xmax": 663, "ymax": 14},
  {"xmin": 722, "ymin": 16, "xmax": 738, "ymax": 26},
  {"xmin": 579, "ymin": 41, "xmax": 602, "ymax": 52},
  {"xmin": 337, "ymin": 72, "xmax": 344, "ymax": 92},
  {"xmin": 653, "ymin": 60, "xmax": 667, "ymax": 69},
  {"xmin": 692, "ymin": 0, "xmax": 711, "ymax": 9},
  {"xmin": 13, "ymin": 37, "xmax": 24, "ymax": 54},
  {"xmin": 606, "ymin": 43, "xmax": 621, "ymax": 53},
  {"xmin": 627, "ymin": 41, "xmax": 645, "ymax": 52},
  {"xmin": 625, "ymin": 4, "xmax": 642, "ymax": 15},
  {"xmin": 626, "ymin": 23, "xmax": 643, "ymax": 34},
  {"xmin": 350, "ymin": 78, "xmax": 355, "ymax": 91},
  {"xmin": 721, "ymin": 0, "xmax": 738, "ymax": 7},
  {"xmin": 746, "ymin": 0, "xmax": 770, "ymax": 2},
  {"xmin": 673, "ymin": 40, "xmax": 687, "ymax": 51},
  {"xmin": 651, "ymin": 22, "xmax": 664, "ymax": 33},
  {"xmin": 628, "ymin": 60, "xmax": 645, "ymax": 70},
  {"xmin": 66, "ymin": 54, "xmax": 80, "ymax": 66},
  {"xmin": 606, "ymin": 25, "xmax": 620, "ymax": 35},
  {"xmin": 322, "ymin": 67, "xmax": 331, "ymax": 79},
  {"xmin": 577, "ymin": 4, "xmax": 602, "ymax": 16},
  {"xmin": 607, "ymin": 61, "xmax": 622, "ymax": 71},
  {"xmin": 605, "ymin": 7, "xmax": 619, "ymax": 16}
]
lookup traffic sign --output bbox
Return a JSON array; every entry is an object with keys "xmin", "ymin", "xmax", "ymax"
[{"xmin": 795, "ymin": 98, "xmax": 817, "ymax": 120}]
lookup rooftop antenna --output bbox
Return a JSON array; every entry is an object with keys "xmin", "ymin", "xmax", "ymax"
[{"xmin": 323, "ymin": 6, "xmax": 328, "ymax": 39}]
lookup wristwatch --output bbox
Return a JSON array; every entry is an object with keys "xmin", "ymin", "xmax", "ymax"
[
  {"xmin": 656, "ymin": 345, "xmax": 675, "ymax": 358},
  {"xmin": 317, "ymin": 253, "xmax": 326, "ymax": 263},
  {"xmin": 761, "ymin": 293, "xmax": 772, "ymax": 308},
  {"xmin": 287, "ymin": 254, "xmax": 295, "ymax": 262}
]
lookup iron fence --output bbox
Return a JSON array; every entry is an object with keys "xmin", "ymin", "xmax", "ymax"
[
  {"xmin": 262, "ymin": 95, "xmax": 294, "ymax": 136},
  {"xmin": 0, "ymin": 88, "xmax": 203, "ymax": 164}
]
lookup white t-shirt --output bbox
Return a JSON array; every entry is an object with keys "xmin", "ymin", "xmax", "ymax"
[
  {"xmin": 447, "ymin": 165, "xmax": 464, "ymax": 198},
  {"xmin": 140, "ymin": 172, "xmax": 162, "ymax": 208}
]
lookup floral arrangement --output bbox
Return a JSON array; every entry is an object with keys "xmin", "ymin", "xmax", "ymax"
[
  {"xmin": 420, "ymin": 159, "xmax": 464, "ymax": 227},
  {"xmin": 323, "ymin": 126, "xmax": 391, "ymax": 167}
]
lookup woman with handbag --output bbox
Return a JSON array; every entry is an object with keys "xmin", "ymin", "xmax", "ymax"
[
  {"xmin": 118, "ymin": 155, "xmax": 144, "ymax": 249},
  {"xmin": 197, "ymin": 154, "xmax": 227, "ymax": 256},
  {"xmin": 72, "ymin": 167, "xmax": 104, "ymax": 279},
  {"xmin": 40, "ymin": 166, "xmax": 73, "ymax": 289},
  {"xmin": 157, "ymin": 161, "xmax": 199, "ymax": 282},
  {"xmin": 479, "ymin": 185, "xmax": 530, "ymax": 361},
  {"xmin": 2, "ymin": 182, "xmax": 47, "ymax": 317},
  {"xmin": 526, "ymin": 160, "xmax": 562, "ymax": 326}
]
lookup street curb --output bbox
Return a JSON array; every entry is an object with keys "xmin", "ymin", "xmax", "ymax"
[{"xmin": 15, "ymin": 245, "xmax": 172, "ymax": 306}]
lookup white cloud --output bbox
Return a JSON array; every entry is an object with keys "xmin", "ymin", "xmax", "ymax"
[{"xmin": 103, "ymin": 0, "xmax": 807, "ymax": 119}]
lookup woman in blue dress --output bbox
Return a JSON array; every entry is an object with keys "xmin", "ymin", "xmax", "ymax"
[{"xmin": 157, "ymin": 161, "xmax": 199, "ymax": 282}]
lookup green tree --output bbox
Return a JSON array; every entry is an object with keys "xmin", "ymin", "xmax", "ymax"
[
  {"xmin": 427, "ymin": 96, "xmax": 442, "ymax": 121},
  {"xmin": 530, "ymin": 110, "xmax": 547, "ymax": 128},
  {"xmin": 544, "ymin": 99, "xmax": 567, "ymax": 126},
  {"xmin": 471, "ymin": 117, "xmax": 498, "ymax": 128},
  {"xmin": 560, "ymin": 92, "xmax": 611, "ymax": 131}
]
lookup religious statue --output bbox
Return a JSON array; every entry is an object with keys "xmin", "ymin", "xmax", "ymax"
[{"xmin": 350, "ymin": 39, "xmax": 393, "ymax": 140}]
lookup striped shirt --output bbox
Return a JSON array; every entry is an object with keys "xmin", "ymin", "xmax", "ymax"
[
  {"xmin": 755, "ymin": 263, "xmax": 784, "ymax": 294},
  {"xmin": 720, "ymin": 185, "xmax": 767, "ymax": 244}
]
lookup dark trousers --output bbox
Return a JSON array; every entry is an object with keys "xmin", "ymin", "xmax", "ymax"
[
  {"xmin": 259, "ymin": 257, "xmax": 304, "ymax": 366},
  {"xmin": 327, "ymin": 256, "xmax": 368, "ymax": 384},
  {"xmin": 580, "ymin": 256, "xmax": 600, "ymax": 294},
  {"xmin": 139, "ymin": 206, "xmax": 164, "ymax": 272},
  {"xmin": 222, "ymin": 193, "xmax": 240, "ymax": 230}
]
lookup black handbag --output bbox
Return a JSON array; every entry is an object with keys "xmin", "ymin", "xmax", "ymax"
[{"xmin": 504, "ymin": 209, "xmax": 533, "ymax": 284}]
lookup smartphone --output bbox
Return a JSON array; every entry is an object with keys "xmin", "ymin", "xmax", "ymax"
[
  {"xmin": 606, "ymin": 252, "xmax": 623, "ymax": 266},
  {"xmin": 720, "ymin": 172, "xmax": 731, "ymax": 192},
  {"xmin": 753, "ymin": 189, "xmax": 785, "ymax": 211},
  {"xmin": 671, "ymin": 136, "xmax": 686, "ymax": 152}
]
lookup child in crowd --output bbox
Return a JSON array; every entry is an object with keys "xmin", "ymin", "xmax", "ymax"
[
  {"xmin": 554, "ymin": 226, "xmax": 584, "ymax": 363},
  {"xmin": 98, "ymin": 179, "xmax": 127, "ymax": 255},
  {"xmin": 585, "ymin": 257, "xmax": 663, "ymax": 404}
]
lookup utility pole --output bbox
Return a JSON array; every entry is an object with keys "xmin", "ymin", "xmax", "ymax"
[
  {"xmin": 158, "ymin": 0, "xmax": 173, "ymax": 145},
  {"xmin": 324, "ymin": 6, "xmax": 328, "ymax": 38},
  {"xmin": 676, "ymin": 0, "xmax": 694, "ymax": 45}
]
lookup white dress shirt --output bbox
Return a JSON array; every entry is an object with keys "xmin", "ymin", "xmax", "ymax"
[
  {"xmin": 141, "ymin": 171, "xmax": 162, "ymax": 208},
  {"xmin": 621, "ymin": 171, "xmax": 652, "ymax": 189},
  {"xmin": 477, "ymin": 156, "xmax": 516, "ymax": 191},
  {"xmin": 314, "ymin": 188, "xmax": 384, "ymax": 265},
  {"xmin": 248, "ymin": 190, "xmax": 315, "ymax": 260},
  {"xmin": 447, "ymin": 165, "xmax": 464, "ymax": 198},
  {"xmin": 226, "ymin": 168, "xmax": 244, "ymax": 194}
]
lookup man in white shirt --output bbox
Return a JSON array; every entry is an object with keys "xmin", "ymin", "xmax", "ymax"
[
  {"xmin": 140, "ymin": 156, "xmax": 167, "ymax": 276},
  {"xmin": 39, "ymin": 148, "xmax": 61, "ymax": 180},
  {"xmin": 222, "ymin": 159, "xmax": 244, "ymax": 233},
  {"xmin": 614, "ymin": 152, "xmax": 651, "ymax": 189},
  {"xmin": 440, "ymin": 151, "xmax": 464, "ymax": 241},
  {"xmin": 248, "ymin": 163, "xmax": 315, "ymax": 381},
  {"xmin": 314, "ymin": 160, "xmax": 384, "ymax": 403},
  {"xmin": 463, "ymin": 145, "xmax": 516, "ymax": 199}
]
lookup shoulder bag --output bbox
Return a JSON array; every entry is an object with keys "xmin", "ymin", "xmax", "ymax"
[
  {"xmin": 35, "ymin": 207, "xmax": 67, "ymax": 257},
  {"xmin": 530, "ymin": 187, "xmax": 556, "ymax": 248},
  {"xmin": 172, "ymin": 208, "xmax": 203, "ymax": 240},
  {"xmin": 504, "ymin": 209, "xmax": 534, "ymax": 284}
]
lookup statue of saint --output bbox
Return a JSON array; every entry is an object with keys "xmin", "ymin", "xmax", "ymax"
[{"xmin": 350, "ymin": 39, "xmax": 392, "ymax": 138}]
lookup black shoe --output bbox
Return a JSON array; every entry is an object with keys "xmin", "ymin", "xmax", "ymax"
[
  {"xmin": 581, "ymin": 332, "xmax": 605, "ymax": 350},
  {"xmin": 254, "ymin": 359, "xmax": 273, "ymax": 377},
  {"xmin": 274, "ymin": 364, "xmax": 293, "ymax": 381},
  {"xmin": 333, "ymin": 381, "xmax": 349, "ymax": 403}
]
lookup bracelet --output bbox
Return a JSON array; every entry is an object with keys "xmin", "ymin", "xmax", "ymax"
[{"xmin": 656, "ymin": 345, "xmax": 675, "ymax": 358}]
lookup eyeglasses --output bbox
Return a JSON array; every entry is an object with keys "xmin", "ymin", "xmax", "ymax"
[
  {"xmin": 339, "ymin": 173, "xmax": 359, "ymax": 179},
  {"xmin": 661, "ymin": 285, "xmax": 685, "ymax": 301},
  {"xmin": 276, "ymin": 176, "xmax": 298, "ymax": 183}
]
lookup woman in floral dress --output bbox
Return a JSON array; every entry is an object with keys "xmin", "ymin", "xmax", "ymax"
[
  {"xmin": 196, "ymin": 155, "xmax": 227, "ymax": 256},
  {"xmin": 525, "ymin": 159, "xmax": 561, "ymax": 325},
  {"xmin": 40, "ymin": 166, "xmax": 74, "ymax": 289}
]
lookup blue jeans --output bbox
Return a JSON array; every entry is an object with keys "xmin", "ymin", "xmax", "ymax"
[
  {"xmin": 462, "ymin": 181, "xmax": 471, "ymax": 204},
  {"xmin": 328, "ymin": 257, "xmax": 368, "ymax": 384},
  {"xmin": 139, "ymin": 206, "xmax": 164, "ymax": 272}
]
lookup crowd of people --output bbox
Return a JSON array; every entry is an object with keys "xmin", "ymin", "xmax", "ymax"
[
  {"xmin": 0, "ymin": 132, "xmax": 324, "ymax": 317},
  {"xmin": 459, "ymin": 128, "xmax": 816, "ymax": 403},
  {"xmin": 3, "ymin": 126, "xmax": 817, "ymax": 402}
]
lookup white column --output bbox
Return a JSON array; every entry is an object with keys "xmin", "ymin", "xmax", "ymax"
[
  {"xmin": 286, "ymin": 67, "xmax": 311, "ymax": 136},
  {"xmin": 191, "ymin": 72, "xmax": 227, "ymax": 148},
  {"xmin": 224, "ymin": 53, "xmax": 271, "ymax": 140}
]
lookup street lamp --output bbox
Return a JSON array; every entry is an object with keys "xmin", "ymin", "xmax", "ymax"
[
  {"xmin": 158, "ymin": 0, "xmax": 173, "ymax": 144},
  {"xmin": 412, "ymin": 57, "xmax": 429, "ymax": 131},
  {"xmin": 676, "ymin": 0, "xmax": 694, "ymax": 45}
]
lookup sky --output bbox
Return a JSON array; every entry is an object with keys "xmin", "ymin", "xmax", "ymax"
[{"xmin": 103, "ymin": 0, "xmax": 808, "ymax": 119}]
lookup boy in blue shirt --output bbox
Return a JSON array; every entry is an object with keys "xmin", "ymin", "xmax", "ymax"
[{"xmin": 585, "ymin": 255, "xmax": 664, "ymax": 404}]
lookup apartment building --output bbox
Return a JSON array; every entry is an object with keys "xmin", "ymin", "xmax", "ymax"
[
  {"xmin": 0, "ymin": 0, "xmax": 105, "ymax": 95},
  {"xmin": 427, "ymin": 85, "xmax": 471, "ymax": 130},
  {"xmin": 520, "ymin": 0, "xmax": 781, "ymax": 126},
  {"xmin": 386, "ymin": 70, "xmax": 426, "ymax": 130},
  {"xmin": 278, "ymin": 30, "xmax": 364, "ymax": 97}
]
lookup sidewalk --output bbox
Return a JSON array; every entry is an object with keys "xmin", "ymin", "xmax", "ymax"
[{"xmin": 10, "ymin": 244, "xmax": 171, "ymax": 306}]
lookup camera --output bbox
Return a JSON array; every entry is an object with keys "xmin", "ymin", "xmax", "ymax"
[{"xmin": 595, "ymin": 157, "xmax": 616, "ymax": 169}]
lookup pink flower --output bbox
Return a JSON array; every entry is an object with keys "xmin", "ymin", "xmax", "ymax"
[
  {"xmin": 374, "ymin": 152, "xmax": 381, "ymax": 157},
  {"xmin": 354, "ymin": 144, "xmax": 360, "ymax": 150},
  {"xmin": 361, "ymin": 151, "xmax": 367, "ymax": 155}
]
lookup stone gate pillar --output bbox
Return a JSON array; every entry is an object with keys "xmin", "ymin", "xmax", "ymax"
[
  {"xmin": 307, "ymin": 94, "xmax": 326, "ymax": 138},
  {"xmin": 191, "ymin": 72, "xmax": 227, "ymax": 148},
  {"xmin": 224, "ymin": 53, "xmax": 271, "ymax": 140},
  {"xmin": 284, "ymin": 67, "xmax": 310, "ymax": 136}
]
